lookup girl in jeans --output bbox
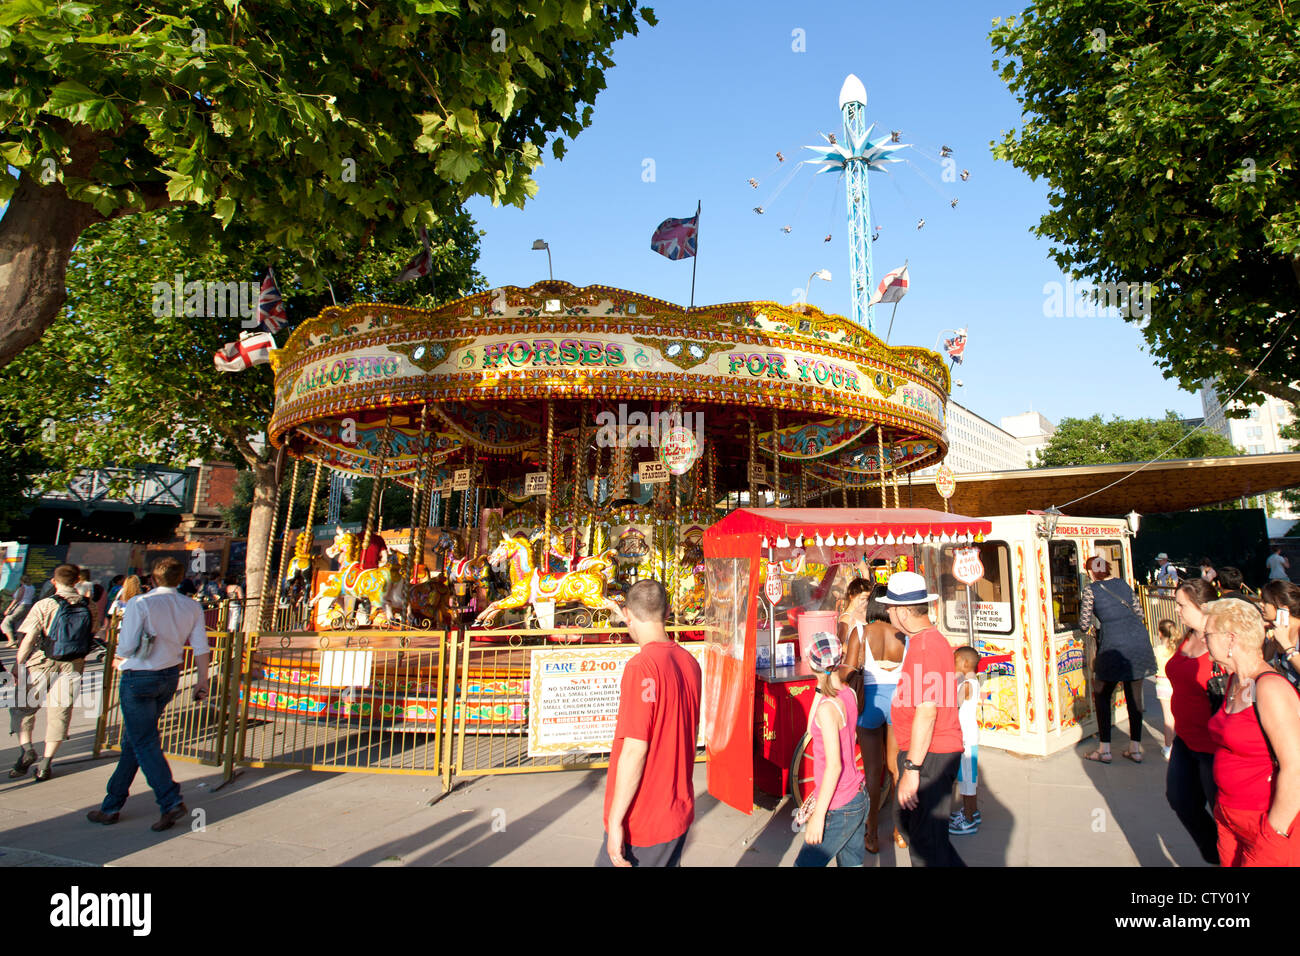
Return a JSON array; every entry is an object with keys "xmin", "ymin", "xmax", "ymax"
[{"xmin": 795, "ymin": 633, "xmax": 867, "ymax": 867}]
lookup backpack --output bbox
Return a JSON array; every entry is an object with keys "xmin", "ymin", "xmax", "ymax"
[{"xmin": 45, "ymin": 595, "xmax": 95, "ymax": 662}]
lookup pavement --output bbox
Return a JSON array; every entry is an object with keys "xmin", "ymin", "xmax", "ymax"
[{"xmin": 0, "ymin": 650, "xmax": 1210, "ymax": 866}]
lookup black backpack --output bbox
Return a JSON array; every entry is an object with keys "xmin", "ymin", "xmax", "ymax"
[{"xmin": 46, "ymin": 596, "xmax": 95, "ymax": 662}]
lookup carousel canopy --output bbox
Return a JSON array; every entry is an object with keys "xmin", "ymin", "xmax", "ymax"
[{"xmin": 704, "ymin": 507, "xmax": 991, "ymax": 546}]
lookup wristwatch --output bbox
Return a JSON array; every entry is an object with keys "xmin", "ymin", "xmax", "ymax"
[{"xmin": 902, "ymin": 758, "xmax": 923, "ymax": 774}]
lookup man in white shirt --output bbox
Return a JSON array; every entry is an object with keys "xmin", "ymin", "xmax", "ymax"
[
  {"xmin": 87, "ymin": 557, "xmax": 210, "ymax": 831},
  {"xmin": 1267, "ymin": 547, "xmax": 1291, "ymax": 582},
  {"xmin": 1, "ymin": 575, "xmax": 35, "ymax": 647},
  {"xmin": 1154, "ymin": 553, "xmax": 1180, "ymax": 596}
]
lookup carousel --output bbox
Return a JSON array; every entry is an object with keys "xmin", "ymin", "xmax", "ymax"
[
  {"xmin": 264, "ymin": 280, "xmax": 950, "ymax": 624},
  {"xmin": 244, "ymin": 280, "xmax": 952, "ymax": 731}
]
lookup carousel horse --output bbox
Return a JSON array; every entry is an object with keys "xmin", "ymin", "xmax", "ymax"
[
  {"xmin": 474, "ymin": 534, "xmax": 619, "ymax": 627},
  {"xmin": 311, "ymin": 528, "xmax": 406, "ymax": 626}
]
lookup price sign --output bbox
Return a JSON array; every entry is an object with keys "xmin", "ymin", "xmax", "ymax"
[
  {"xmin": 765, "ymin": 564, "xmax": 783, "ymax": 604},
  {"xmin": 660, "ymin": 425, "xmax": 701, "ymax": 476},
  {"xmin": 524, "ymin": 472, "xmax": 549, "ymax": 496},
  {"xmin": 452, "ymin": 468, "xmax": 472, "ymax": 491},
  {"xmin": 748, "ymin": 462, "xmax": 768, "ymax": 486},
  {"xmin": 935, "ymin": 464, "xmax": 956, "ymax": 500},
  {"xmin": 438, "ymin": 479, "xmax": 452, "ymax": 494},
  {"xmin": 953, "ymin": 546, "xmax": 984, "ymax": 586},
  {"xmin": 638, "ymin": 460, "xmax": 669, "ymax": 484}
]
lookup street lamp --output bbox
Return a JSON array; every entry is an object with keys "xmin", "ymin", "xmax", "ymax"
[
  {"xmin": 531, "ymin": 239, "xmax": 552, "ymax": 280},
  {"xmin": 1038, "ymin": 505, "xmax": 1063, "ymax": 539},
  {"xmin": 803, "ymin": 269, "xmax": 832, "ymax": 310},
  {"xmin": 1126, "ymin": 510, "xmax": 1141, "ymax": 536}
]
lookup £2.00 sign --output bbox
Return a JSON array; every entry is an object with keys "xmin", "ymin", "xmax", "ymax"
[{"xmin": 952, "ymin": 547, "xmax": 984, "ymax": 586}]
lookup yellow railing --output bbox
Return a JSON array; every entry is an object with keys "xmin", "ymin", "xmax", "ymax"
[{"xmin": 94, "ymin": 621, "xmax": 714, "ymax": 790}]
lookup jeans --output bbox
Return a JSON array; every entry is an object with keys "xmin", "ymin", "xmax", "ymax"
[
  {"xmin": 897, "ymin": 751, "xmax": 966, "ymax": 867},
  {"xmin": 102, "ymin": 667, "xmax": 181, "ymax": 815},
  {"xmin": 794, "ymin": 789, "xmax": 868, "ymax": 867},
  {"xmin": 1166, "ymin": 736, "xmax": 1219, "ymax": 865}
]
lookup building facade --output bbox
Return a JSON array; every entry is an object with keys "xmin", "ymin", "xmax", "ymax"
[{"xmin": 917, "ymin": 402, "xmax": 1043, "ymax": 476}]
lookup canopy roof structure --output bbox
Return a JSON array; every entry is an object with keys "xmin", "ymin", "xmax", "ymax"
[
  {"xmin": 896, "ymin": 453, "xmax": 1300, "ymax": 517},
  {"xmin": 704, "ymin": 507, "xmax": 991, "ymax": 547}
]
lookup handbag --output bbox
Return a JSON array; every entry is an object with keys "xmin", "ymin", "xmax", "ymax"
[{"xmin": 792, "ymin": 693, "xmax": 847, "ymax": 830}]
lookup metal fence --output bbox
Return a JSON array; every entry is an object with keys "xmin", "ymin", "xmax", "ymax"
[
  {"xmin": 94, "ymin": 620, "xmax": 710, "ymax": 791},
  {"xmin": 1136, "ymin": 585, "xmax": 1178, "ymax": 645}
]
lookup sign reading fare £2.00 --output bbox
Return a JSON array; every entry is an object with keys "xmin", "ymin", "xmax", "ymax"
[{"xmin": 527, "ymin": 645, "xmax": 709, "ymax": 757}]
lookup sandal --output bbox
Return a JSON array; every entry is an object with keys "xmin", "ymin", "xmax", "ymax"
[
  {"xmin": 893, "ymin": 827, "xmax": 908, "ymax": 849},
  {"xmin": 1084, "ymin": 750, "xmax": 1112, "ymax": 764},
  {"xmin": 1121, "ymin": 750, "xmax": 1143, "ymax": 764},
  {"xmin": 865, "ymin": 827, "xmax": 880, "ymax": 855}
]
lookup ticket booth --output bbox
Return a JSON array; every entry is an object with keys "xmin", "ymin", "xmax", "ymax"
[{"xmin": 921, "ymin": 513, "xmax": 1140, "ymax": 757}]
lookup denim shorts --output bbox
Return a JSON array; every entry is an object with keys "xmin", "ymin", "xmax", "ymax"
[{"xmin": 794, "ymin": 789, "xmax": 868, "ymax": 867}]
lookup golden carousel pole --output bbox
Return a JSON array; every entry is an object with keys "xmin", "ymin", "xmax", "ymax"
[
  {"xmin": 876, "ymin": 426, "xmax": 887, "ymax": 509},
  {"xmin": 771, "ymin": 409, "xmax": 780, "ymax": 509},
  {"xmin": 578, "ymin": 402, "xmax": 592, "ymax": 556},
  {"xmin": 747, "ymin": 418, "xmax": 758, "ymax": 507},
  {"xmin": 892, "ymin": 470, "xmax": 901, "ymax": 509},
  {"xmin": 270, "ymin": 457, "xmax": 301, "ymax": 631},
  {"xmin": 360, "ymin": 409, "xmax": 394, "ymax": 557},
  {"xmin": 406, "ymin": 404, "xmax": 430, "ymax": 625},
  {"xmin": 543, "ymin": 399, "xmax": 556, "ymax": 558},
  {"xmin": 258, "ymin": 444, "xmax": 288, "ymax": 631}
]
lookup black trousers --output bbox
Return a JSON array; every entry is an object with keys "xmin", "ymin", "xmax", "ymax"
[
  {"xmin": 1165, "ymin": 736, "xmax": 1219, "ymax": 865},
  {"xmin": 1095, "ymin": 679, "xmax": 1144, "ymax": 744},
  {"xmin": 897, "ymin": 751, "xmax": 966, "ymax": 867}
]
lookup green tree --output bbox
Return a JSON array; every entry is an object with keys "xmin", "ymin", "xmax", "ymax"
[
  {"xmin": 991, "ymin": 1, "xmax": 1300, "ymax": 408},
  {"xmin": 0, "ymin": 206, "xmax": 484, "ymax": 622},
  {"xmin": 1035, "ymin": 411, "xmax": 1240, "ymax": 467},
  {"xmin": 0, "ymin": 0, "xmax": 655, "ymax": 365}
]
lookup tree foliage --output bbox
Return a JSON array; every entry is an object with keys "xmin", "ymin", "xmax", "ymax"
[
  {"xmin": 0, "ymin": 0, "xmax": 655, "ymax": 362},
  {"xmin": 0, "ymin": 205, "xmax": 485, "ymax": 490},
  {"xmin": 1035, "ymin": 411, "xmax": 1240, "ymax": 467},
  {"xmin": 991, "ymin": 0, "xmax": 1300, "ymax": 408}
]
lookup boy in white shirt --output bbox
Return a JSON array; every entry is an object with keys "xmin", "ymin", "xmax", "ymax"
[{"xmin": 950, "ymin": 646, "xmax": 981, "ymax": 835}]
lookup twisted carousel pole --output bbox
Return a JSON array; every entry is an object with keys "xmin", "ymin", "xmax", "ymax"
[
  {"xmin": 258, "ymin": 444, "xmax": 288, "ymax": 631},
  {"xmin": 405, "ymin": 404, "xmax": 430, "ymax": 626},
  {"xmin": 360, "ymin": 409, "xmax": 394, "ymax": 557},
  {"xmin": 543, "ymin": 399, "xmax": 556, "ymax": 555},
  {"xmin": 273, "ymin": 457, "xmax": 302, "ymax": 617},
  {"xmin": 877, "ymin": 426, "xmax": 887, "ymax": 509},
  {"xmin": 771, "ymin": 409, "xmax": 780, "ymax": 508},
  {"xmin": 748, "ymin": 418, "xmax": 758, "ymax": 507}
]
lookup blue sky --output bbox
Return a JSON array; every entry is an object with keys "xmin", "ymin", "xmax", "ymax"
[{"xmin": 466, "ymin": 0, "xmax": 1203, "ymax": 428}]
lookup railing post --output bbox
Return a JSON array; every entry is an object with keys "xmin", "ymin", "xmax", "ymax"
[
  {"xmin": 440, "ymin": 625, "xmax": 463, "ymax": 794},
  {"xmin": 92, "ymin": 618, "xmax": 121, "ymax": 758},
  {"xmin": 219, "ymin": 628, "xmax": 244, "ymax": 785}
]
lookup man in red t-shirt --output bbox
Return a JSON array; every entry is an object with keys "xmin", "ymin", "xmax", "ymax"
[
  {"xmin": 598, "ymin": 580, "xmax": 702, "ymax": 867},
  {"xmin": 882, "ymin": 571, "xmax": 966, "ymax": 867}
]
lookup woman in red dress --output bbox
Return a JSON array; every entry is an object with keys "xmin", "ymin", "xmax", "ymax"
[{"xmin": 1204, "ymin": 598, "xmax": 1300, "ymax": 866}]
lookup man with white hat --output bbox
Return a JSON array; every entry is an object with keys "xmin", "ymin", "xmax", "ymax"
[
  {"xmin": 879, "ymin": 571, "xmax": 965, "ymax": 867},
  {"xmin": 1154, "ymin": 553, "xmax": 1179, "ymax": 596}
]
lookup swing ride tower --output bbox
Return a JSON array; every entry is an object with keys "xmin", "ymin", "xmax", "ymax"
[{"xmin": 803, "ymin": 74, "xmax": 908, "ymax": 335}]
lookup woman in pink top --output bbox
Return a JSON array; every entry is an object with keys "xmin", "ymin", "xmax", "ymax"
[{"xmin": 795, "ymin": 633, "xmax": 867, "ymax": 867}]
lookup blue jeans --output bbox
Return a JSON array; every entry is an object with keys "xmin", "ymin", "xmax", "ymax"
[
  {"xmin": 101, "ymin": 667, "xmax": 182, "ymax": 815},
  {"xmin": 794, "ymin": 789, "xmax": 868, "ymax": 867}
]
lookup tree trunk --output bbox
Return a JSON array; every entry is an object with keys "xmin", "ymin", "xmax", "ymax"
[
  {"xmin": 0, "ymin": 170, "xmax": 101, "ymax": 367},
  {"xmin": 243, "ymin": 459, "xmax": 279, "ymax": 634}
]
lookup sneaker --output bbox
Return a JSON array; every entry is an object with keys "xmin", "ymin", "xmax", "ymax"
[
  {"xmin": 949, "ymin": 812, "xmax": 980, "ymax": 835},
  {"xmin": 950, "ymin": 809, "xmax": 981, "ymax": 825},
  {"xmin": 8, "ymin": 749, "xmax": 37, "ymax": 779}
]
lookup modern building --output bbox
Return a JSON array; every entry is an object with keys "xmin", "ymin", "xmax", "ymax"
[
  {"xmin": 1200, "ymin": 383, "xmax": 1298, "ymax": 516},
  {"xmin": 999, "ymin": 410, "xmax": 1057, "ymax": 467},
  {"xmin": 917, "ymin": 402, "xmax": 1043, "ymax": 476}
]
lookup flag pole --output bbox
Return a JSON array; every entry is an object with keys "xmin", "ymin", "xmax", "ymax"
[
  {"xmin": 884, "ymin": 258, "xmax": 907, "ymax": 344},
  {"xmin": 689, "ymin": 200, "xmax": 700, "ymax": 309}
]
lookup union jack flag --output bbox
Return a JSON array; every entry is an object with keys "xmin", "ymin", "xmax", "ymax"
[
  {"xmin": 397, "ymin": 225, "xmax": 432, "ymax": 281},
  {"xmin": 257, "ymin": 267, "xmax": 288, "ymax": 332},
  {"xmin": 650, "ymin": 210, "xmax": 699, "ymax": 261},
  {"xmin": 214, "ymin": 331, "xmax": 277, "ymax": 373},
  {"xmin": 944, "ymin": 329, "xmax": 967, "ymax": 365}
]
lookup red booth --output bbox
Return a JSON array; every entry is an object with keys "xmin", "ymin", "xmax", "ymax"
[{"xmin": 700, "ymin": 508, "xmax": 993, "ymax": 814}]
